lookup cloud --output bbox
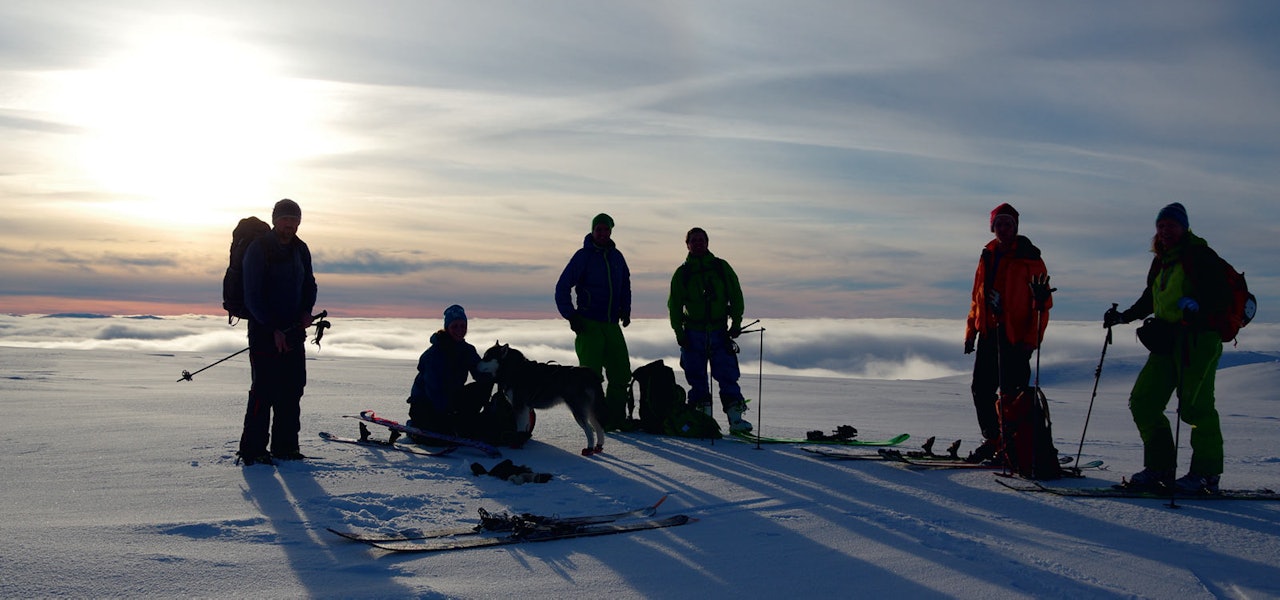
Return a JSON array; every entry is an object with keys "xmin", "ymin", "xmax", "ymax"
[
  {"xmin": 5, "ymin": 314, "xmax": 1277, "ymax": 385},
  {"xmin": 0, "ymin": 2, "xmax": 1277, "ymax": 321}
]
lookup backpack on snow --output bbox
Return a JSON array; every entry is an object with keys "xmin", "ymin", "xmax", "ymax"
[
  {"xmin": 627, "ymin": 360, "xmax": 722, "ymax": 439},
  {"xmin": 628, "ymin": 360, "xmax": 686, "ymax": 434},
  {"xmin": 998, "ymin": 386, "xmax": 1063, "ymax": 480},
  {"xmin": 221, "ymin": 216, "xmax": 272, "ymax": 324}
]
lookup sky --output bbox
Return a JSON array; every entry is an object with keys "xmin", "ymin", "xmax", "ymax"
[{"xmin": 1, "ymin": 1, "xmax": 1278, "ymax": 322}]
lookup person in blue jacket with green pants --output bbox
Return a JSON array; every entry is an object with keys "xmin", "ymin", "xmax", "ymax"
[{"xmin": 555, "ymin": 213, "xmax": 632, "ymax": 430}]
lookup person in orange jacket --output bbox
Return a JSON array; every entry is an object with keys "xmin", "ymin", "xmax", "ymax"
[{"xmin": 964, "ymin": 203, "xmax": 1053, "ymax": 463}]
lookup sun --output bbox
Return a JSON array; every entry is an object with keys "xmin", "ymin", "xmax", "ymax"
[{"xmin": 58, "ymin": 17, "xmax": 328, "ymax": 222}]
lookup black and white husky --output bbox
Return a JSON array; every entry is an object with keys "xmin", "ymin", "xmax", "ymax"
[{"xmin": 477, "ymin": 342, "xmax": 607, "ymax": 455}]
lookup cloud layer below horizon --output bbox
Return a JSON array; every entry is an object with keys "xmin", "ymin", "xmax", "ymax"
[{"xmin": 4, "ymin": 314, "xmax": 1277, "ymax": 385}]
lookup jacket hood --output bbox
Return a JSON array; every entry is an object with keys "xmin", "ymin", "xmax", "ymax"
[
  {"xmin": 582, "ymin": 233, "xmax": 616, "ymax": 251},
  {"xmin": 984, "ymin": 235, "xmax": 1042, "ymax": 260}
]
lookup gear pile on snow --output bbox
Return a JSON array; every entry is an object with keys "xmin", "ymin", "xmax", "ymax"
[{"xmin": 471, "ymin": 459, "xmax": 553, "ymax": 484}]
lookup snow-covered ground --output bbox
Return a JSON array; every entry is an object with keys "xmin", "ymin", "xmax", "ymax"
[{"xmin": 2, "ymin": 316, "xmax": 1279, "ymax": 598}]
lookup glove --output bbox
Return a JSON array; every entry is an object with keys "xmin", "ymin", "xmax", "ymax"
[
  {"xmin": 728, "ymin": 323, "xmax": 742, "ymax": 338},
  {"xmin": 1178, "ymin": 297, "xmax": 1199, "ymax": 312},
  {"xmin": 1029, "ymin": 274, "xmax": 1055, "ymax": 307},
  {"xmin": 986, "ymin": 289, "xmax": 1001, "ymax": 313},
  {"xmin": 1103, "ymin": 306, "xmax": 1126, "ymax": 328},
  {"xmin": 568, "ymin": 314, "xmax": 585, "ymax": 334},
  {"xmin": 675, "ymin": 332, "xmax": 688, "ymax": 349},
  {"xmin": 964, "ymin": 334, "xmax": 976, "ymax": 355},
  {"xmin": 621, "ymin": 313, "xmax": 631, "ymax": 328}
]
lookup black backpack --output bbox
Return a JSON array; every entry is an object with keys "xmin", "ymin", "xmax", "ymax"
[
  {"xmin": 221, "ymin": 216, "xmax": 271, "ymax": 324},
  {"xmin": 998, "ymin": 386, "xmax": 1063, "ymax": 480},
  {"xmin": 628, "ymin": 360, "xmax": 686, "ymax": 434}
]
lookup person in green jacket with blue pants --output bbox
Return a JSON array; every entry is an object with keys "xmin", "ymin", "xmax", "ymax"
[
  {"xmin": 1104, "ymin": 203, "xmax": 1229, "ymax": 493},
  {"xmin": 668, "ymin": 227, "xmax": 751, "ymax": 433}
]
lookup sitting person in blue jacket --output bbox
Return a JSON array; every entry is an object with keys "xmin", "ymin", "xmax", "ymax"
[{"xmin": 406, "ymin": 305, "xmax": 523, "ymax": 445}]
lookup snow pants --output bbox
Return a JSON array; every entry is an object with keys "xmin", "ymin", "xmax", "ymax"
[
  {"xmin": 574, "ymin": 318, "xmax": 630, "ymax": 430},
  {"xmin": 240, "ymin": 327, "xmax": 306, "ymax": 457},
  {"xmin": 1128, "ymin": 329, "xmax": 1223, "ymax": 475},
  {"xmin": 680, "ymin": 328, "xmax": 744, "ymax": 410}
]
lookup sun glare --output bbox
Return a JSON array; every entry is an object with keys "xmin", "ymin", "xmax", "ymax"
[{"xmin": 59, "ymin": 18, "xmax": 326, "ymax": 222}]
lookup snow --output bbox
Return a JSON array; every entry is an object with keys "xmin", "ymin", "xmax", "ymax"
[{"xmin": 2, "ymin": 317, "xmax": 1280, "ymax": 599}]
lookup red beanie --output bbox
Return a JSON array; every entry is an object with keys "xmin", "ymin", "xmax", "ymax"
[{"xmin": 990, "ymin": 203, "xmax": 1019, "ymax": 232}]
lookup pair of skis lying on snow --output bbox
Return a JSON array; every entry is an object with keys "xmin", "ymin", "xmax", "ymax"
[
  {"xmin": 328, "ymin": 494, "xmax": 692, "ymax": 553},
  {"xmin": 319, "ymin": 411, "xmax": 503, "ymax": 458},
  {"xmin": 801, "ymin": 435, "xmax": 1106, "ymax": 471},
  {"xmin": 806, "ymin": 436, "xmax": 1279, "ymax": 501}
]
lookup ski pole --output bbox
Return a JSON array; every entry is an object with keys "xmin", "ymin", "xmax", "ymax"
[
  {"xmin": 734, "ymin": 321, "xmax": 766, "ymax": 448},
  {"xmin": 736, "ymin": 321, "xmax": 765, "ymax": 449},
  {"xmin": 178, "ymin": 310, "xmax": 329, "ymax": 382},
  {"xmin": 1073, "ymin": 304, "xmax": 1115, "ymax": 470},
  {"xmin": 1167, "ymin": 324, "xmax": 1190, "ymax": 510}
]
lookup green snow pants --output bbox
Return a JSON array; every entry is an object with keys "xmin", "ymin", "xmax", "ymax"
[
  {"xmin": 1128, "ymin": 329, "xmax": 1223, "ymax": 475},
  {"xmin": 574, "ymin": 318, "xmax": 631, "ymax": 430}
]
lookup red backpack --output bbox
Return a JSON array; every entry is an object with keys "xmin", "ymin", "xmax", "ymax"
[
  {"xmin": 998, "ymin": 386, "xmax": 1063, "ymax": 480},
  {"xmin": 1193, "ymin": 251, "xmax": 1257, "ymax": 343}
]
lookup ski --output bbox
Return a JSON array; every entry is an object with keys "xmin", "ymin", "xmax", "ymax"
[
  {"xmin": 894, "ymin": 456, "xmax": 1104, "ymax": 471},
  {"xmin": 369, "ymin": 515, "xmax": 693, "ymax": 553},
  {"xmin": 318, "ymin": 431, "xmax": 458, "ymax": 457},
  {"xmin": 996, "ymin": 478, "xmax": 1280, "ymax": 501},
  {"xmin": 731, "ymin": 430, "xmax": 909, "ymax": 447},
  {"xmin": 804, "ymin": 436, "xmax": 964, "ymax": 461},
  {"xmin": 345, "ymin": 410, "xmax": 501, "ymax": 458},
  {"xmin": 328, "ymin": 494, "xmax": 671, "ymax": 544}
]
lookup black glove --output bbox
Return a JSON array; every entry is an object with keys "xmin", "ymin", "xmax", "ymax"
[
  {"xmin": 986, "ymin": 289, "xmax": 1001, "ymax": 314},
  {"xmin": 621, "ymin": 313, "xmax": 631, "ymax": 328},
  {"xmin": 728, "ymin": 323, "xmax": 742, "ymax": 338},
  {"xmin": 964, "ymin": 335, "xmax": 976, "ymax": 355},
  {"xmin": 568, "ymin": 314, "xmax": 585, "ymax": 334},
  {"xmin": 675, "ymin": 331, "xmax": 688, "ymax": 349},
  {"xmin": 1029, "ymin": 274, "xmax": 1055, "ymax": 307},
  {"xmin": 1103, "ymin": 306, "xmax": 1126, "ymax": 328}
]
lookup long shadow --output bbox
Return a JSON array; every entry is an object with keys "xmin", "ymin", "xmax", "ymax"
[
  {"xmin": 606, "ymin": 432, "xmax": 1280, "ymax": 597},
  {"xmin": 239, "ymin": 460, "xmax": 432, "ymax": 598},
  {"xmin": 476, "ymin": 431, "xmax": 1017, "ymax": 596},
  {"xmin": 974, "ymin": 472, "xmax": 1280, "ymax": 595}
]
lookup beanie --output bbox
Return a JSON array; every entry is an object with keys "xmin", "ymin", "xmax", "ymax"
[
  {"xmin": 591, "ymin": 213, "xmax": 614, "ymax": 231},
  {"xmin": 443, "ymin": 304, "xmax": 467, "ymax": 329},
  {"xmin": 1156, "ymin": 202, "xmax": 1189, "ymax": 229},
  {"xmin": 989, "ymin": 203, "xmax": 1019, "ymax": 232},
  {"xmin": 273, "ymin": 198, "xmax": 302, "ymax": 220}
]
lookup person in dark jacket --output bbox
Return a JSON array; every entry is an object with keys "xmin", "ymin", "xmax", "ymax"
[
  {"xmin": 405, "ymin": 305, "xmax": 498, "ymax": 443},
  {"xmin": 668, "ymin": 227, "xmax": 751, "ymax": 432},
  {"xmin": 238, "ymin": 198, "xmax": 317, "ymax": 466},
  {"xmin": 1103, "ymin": 203, "xmax": 1228, "ymax": 493},
  {"xmin": 554, "ymin": 213, "xmax": 632, "ymax": 430},
  {"xmin": 964, "ymin": 203, "xmax": 1053, "ymax": 463}
]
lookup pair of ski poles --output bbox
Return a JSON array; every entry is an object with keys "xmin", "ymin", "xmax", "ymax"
[{"xmin": 177, "ymin": 310, "xmax": 331, "ymax": 382}]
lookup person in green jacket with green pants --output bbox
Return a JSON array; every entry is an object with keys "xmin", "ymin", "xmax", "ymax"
[
  {"xmin": 1104, "ymin": 203, "xmax": 1229, "ymax": 493},
  {"xmin": 668, "ymin": 227, "xmax": 751, "ymax": 433}
]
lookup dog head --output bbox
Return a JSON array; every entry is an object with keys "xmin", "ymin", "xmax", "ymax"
[{"xmin": 477, "ymin": 341, "xmax": 525, "ymax": 379}]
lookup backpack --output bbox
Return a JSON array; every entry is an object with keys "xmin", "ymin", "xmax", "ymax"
[
  {"xmin": 663, "ymin": 404, "xmax": 722, "ymax": 439},
  {"xmin": 628, "ymin": 360, "xmax": 686, "ymax": 434},
  {"xmin": 221, "ymin": 216, "xmax": 272, "ymax": 324},
  {"xmin": 1204, "ymin": 255, "xmax": 1256, "ymax": 344},
  {"xmin": 998, "ymin": 386, "xmax": 1063, "ymax": 480}
]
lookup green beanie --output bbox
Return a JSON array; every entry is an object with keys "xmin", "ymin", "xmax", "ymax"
[{"xmin": 591, "ymin": 213, "xmax": 614, "ymax": 230}]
